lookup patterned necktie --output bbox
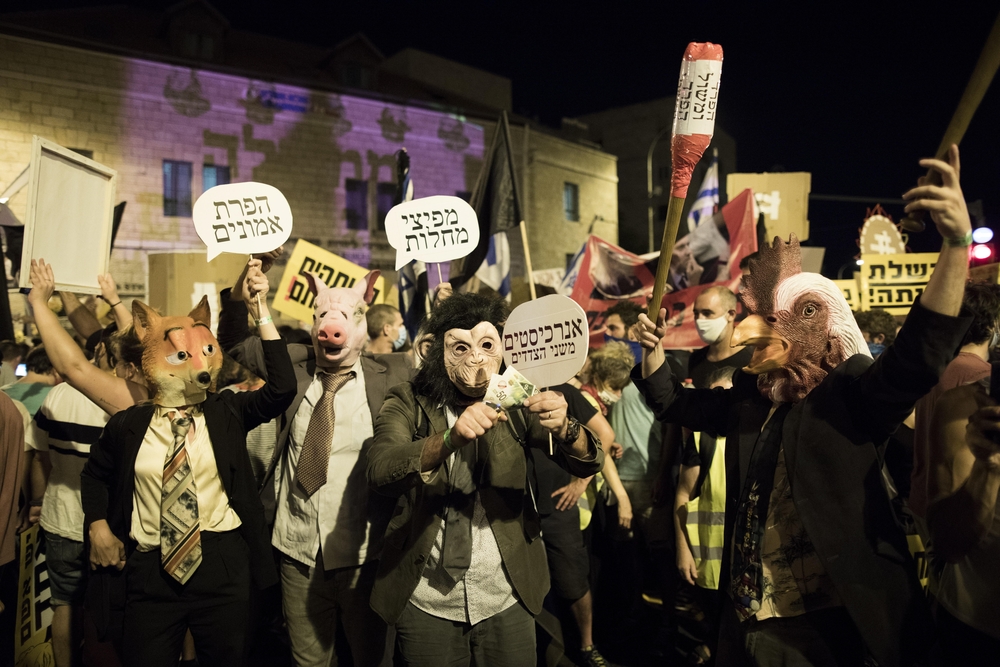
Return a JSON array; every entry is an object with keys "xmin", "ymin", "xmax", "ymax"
[
  {"xmin": 161, "ymin": 409, "xmax": 202, "ymax": 584},
  {"xmin": 298, "ymin": 372, "xmax": 354, "ymax": 496}
]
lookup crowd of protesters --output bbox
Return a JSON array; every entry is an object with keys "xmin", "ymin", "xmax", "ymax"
[{"xmin": 1, "ymin": 144, "xmax": 999, "ymax": 667}]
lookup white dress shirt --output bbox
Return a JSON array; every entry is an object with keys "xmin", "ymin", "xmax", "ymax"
[{"xmin": 272, "ymin": 358, "xmax": 375, "ymax": 570}]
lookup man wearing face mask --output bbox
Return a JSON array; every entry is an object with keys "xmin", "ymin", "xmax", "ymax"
[
  {"xmin": 366, "ymin": 304, "xmax": 408, "ymax": 354},
  {"xmin": 688, "ymin": 286, "xmax": 753, "ymax": 390},
  {"xmin": 368, "ymin": 293, "xmax": 604, "ymax": 667}
]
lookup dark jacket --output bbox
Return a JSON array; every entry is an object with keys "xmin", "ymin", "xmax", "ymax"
[
  {"xmin": 217, "ymin": 290, "xmax": 413, "ymax": 526},
  {"xmin": 366, "ymin": 380, "xmax": 605, "ymax": 624},
  {"xmin": 80, "ymin": 339, "xmax": 296, "ymax": 641},
  {"xmin": 633, "ymin": 300, "xmax": 970, "ymax": 667}
]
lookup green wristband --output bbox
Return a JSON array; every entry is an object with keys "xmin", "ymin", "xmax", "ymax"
[
  {"xmin": 944, "ymin": 230, "xmax": 973, "ymax": 247},
  {"xmin": 442, "ymin": 428, "xmax": 457, "ymax": 453}
]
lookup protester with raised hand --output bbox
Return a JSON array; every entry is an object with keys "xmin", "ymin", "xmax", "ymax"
[
  {"xmin": 29, "ymin": 259, "xmax": 147, "ymax": 416},
  {"xmin": 631, "ymin": 147, "xmax": 972, "ymax": 666}
]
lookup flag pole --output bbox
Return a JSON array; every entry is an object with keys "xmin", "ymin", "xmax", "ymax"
[{"xmin": 519, "ymin": 223, "xmax": 536, "ymax": 300}]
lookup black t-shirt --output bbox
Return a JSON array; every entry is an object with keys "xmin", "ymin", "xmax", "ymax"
[
  {"xmin": 529, "ymin": 383, "xmax": 598, "ymax": 514},
  {"xmin": 688, "ymin": 345, "xmax": 754, "ymax": 389}
]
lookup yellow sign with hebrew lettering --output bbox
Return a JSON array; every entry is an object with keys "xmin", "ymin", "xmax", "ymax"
[
  {"xmin": 272, "ymin": 240, "xmax": 387, "ymax": 323},
  {"xmin": 858, "ymin": 252, "xmax": 938, "ymax": 315}
]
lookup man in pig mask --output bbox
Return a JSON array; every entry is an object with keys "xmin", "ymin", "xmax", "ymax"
[
  {"xmin": 219, "ymin": 260, "xmax": 410, "ymax": 667},
  {"xmin": 367, "ymin": 292, "xmax": 604, "ymax": 666}
]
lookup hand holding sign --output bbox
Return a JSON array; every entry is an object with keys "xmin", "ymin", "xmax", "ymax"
[
  {"xmin": 385, "ymin": 195, "xmax": 479, "ymax": 270},
  {"xmin": 503, "ymin": 295, "xmax": 589, "ymax": 388},
  {"xmin": 193, "ymin": 182, "xmax": 292, "ymax": 260}
]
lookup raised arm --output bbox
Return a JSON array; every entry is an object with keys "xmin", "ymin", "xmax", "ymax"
[
  {"xmin": 29, "ymin": 260, "xmax": 145, "ymax": 416},
  {"xmin": 59, "ymin": 291, "xmax": 103, "ymax": 339},
  {"xmin": 98, "ymin": 273, "xmax": 132, "ymax": 331},
  {"xmin": 903, "ymin": 144, "xmax": 971, "ymax": 316}
]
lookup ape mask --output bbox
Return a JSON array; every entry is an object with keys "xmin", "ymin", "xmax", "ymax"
[
  {"xmin": 414, "ymin": 293, "xmax": 509, "ymax": 407},
  {"xmin": 732, "ymin": 235, "xmax": 869, "ymax": 403},
  {"xmin": 132, "ymin": 297, "xmax": 223, "ymax": 408}
]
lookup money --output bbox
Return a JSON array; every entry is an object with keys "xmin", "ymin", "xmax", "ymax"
[{"xmin": 484, "ymin": 366, "xmax": 538, "ymax": 409}]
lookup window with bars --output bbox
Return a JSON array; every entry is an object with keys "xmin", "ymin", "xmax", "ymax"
[
  {"xmin": 203, "ymin": 164, "xmax": 230, "ymax": 191},
  {"xmin": 563, "ymin": 182, "xmax": 580, "ymax": 222},
  {"xmin": 345, "ymin": 179, "xmax": 368, "ymax": 230},
  {"xmin": 163, "ymin": 160, "xmax": 193, "ymax": 217}
]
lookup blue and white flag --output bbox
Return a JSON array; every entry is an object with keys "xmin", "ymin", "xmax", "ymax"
[
  {"xmin": 687, "ymin": 147, "xmax": 719, "ymax": 230},
  {"xmin": 476, "ymin": 232, "xmax": 511, "ymax": 301},
  {"xmin": 395, "ymin": 149, "xmax": 429, "ymax": 336}
]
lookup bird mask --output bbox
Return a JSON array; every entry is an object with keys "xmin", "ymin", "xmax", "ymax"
[{"xmin": 732, "ymin": 235, "xmax": 870, "ymax": 403}]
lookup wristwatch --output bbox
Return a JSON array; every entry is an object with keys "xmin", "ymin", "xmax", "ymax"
[{"xmin": 556, "ymin": 415, "xmax": 582, "ymax": 445}]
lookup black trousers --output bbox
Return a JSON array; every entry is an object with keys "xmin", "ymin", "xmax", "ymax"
[{"xmin": 121, "ymin": 530, "xmax": 250, "ymax": 667}]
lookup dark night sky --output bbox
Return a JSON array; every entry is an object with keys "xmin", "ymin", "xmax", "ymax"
[{"xmin": 7, "ymin": 0, "xmax": 1000, "ymax": 274}]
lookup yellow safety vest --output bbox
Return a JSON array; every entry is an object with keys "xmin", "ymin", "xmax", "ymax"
[{"xmin": 685, "ymin": 434, "xmax": 726, "ymax": 590}]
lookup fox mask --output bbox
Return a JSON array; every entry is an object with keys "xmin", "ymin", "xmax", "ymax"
[{"xmin": 132, "ymin": 296, "xmax": 223, "ymax": 407}]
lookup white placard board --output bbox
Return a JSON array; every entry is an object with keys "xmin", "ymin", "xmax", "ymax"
[
  {"xmin": 192, "ymin": 182, "xmax": 293, "ymax": 260},
  {"xmin": 19, "ymin": 137, "xmax": 117, "ymax": 294},
  {"xmin": 385, "ymin": 195, "xmax": 479, "ymax": 269},
  {"xmin": 502, "ymin": 295, "xmax": 589, "ymax": 388}
]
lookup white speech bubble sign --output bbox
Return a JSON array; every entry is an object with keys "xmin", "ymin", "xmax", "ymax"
[
  {"xmin": 502, "ymin": 295, "xmax": 589, "ymax": 388},
  {"xmin": 386, "ymin": 195, "xmax": 480, "ymax": 270},
  {"xmin": 193, "ymin": 182, "xmax": 293, "ymax": 260}
]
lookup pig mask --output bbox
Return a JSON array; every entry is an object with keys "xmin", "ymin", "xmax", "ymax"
[{"xmin": 304, "ymin": 270, "xmax": 381, "ymax": 371}]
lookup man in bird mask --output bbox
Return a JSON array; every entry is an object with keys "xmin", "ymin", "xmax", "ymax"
[
  {"xmin": 631, "ymin": 146, "xmax": 973, "ymax": 666},
  {"xmin": 367, "ymin": 292, "xmax": 604, "ymax": 667}
]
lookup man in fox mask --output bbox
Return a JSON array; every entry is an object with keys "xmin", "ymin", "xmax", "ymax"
[
  {"xmin": 367, "ymin": 292, "xmax": 604, "ymax": 666},
  {"xmin": 82, "ymin": 260, "xmax": 295, "ymax": 667},
  {"xmin": 632, "ymin": 147, "xmax": 973, "ymax": 666}
]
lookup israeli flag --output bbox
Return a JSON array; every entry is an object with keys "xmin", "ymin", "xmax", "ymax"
[
  {"xmin": 687, "ymin": 147, "xmax": 719, "ymax": 229},
  {"xmin": 476, "ymin": 232, "xmax": 511, "ymax": 301}
]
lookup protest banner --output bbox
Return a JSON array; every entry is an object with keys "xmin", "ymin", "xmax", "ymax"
[
  {"xmin": 858, "ymin": 252, "xmax": 938, "ymax": 316},
  {"xmin": 18, "ymin": 136, "xmax": 117, "ymax": 294},
  {"xmin": 833, "ymin": 277, "xmax": 861, "ymax": 312},
  {"xmin": 15, "ymin": 526, "xmax": 54, "ymax": 667},
  {"xmin": 571, "ymin": 188, "xmax": 756, "ymax": 349},
  {"xmin": 502, "ymin": 295, "xmax": 588, "ymax": 387},
  {"xmin": 385, "ymin": 195, "xmax": 479, "ymax": 270},
  {"xmin": 192, "ymin": 182, "xmax": 292, "ymax": 260},
  {"xmin": 272, "ymin": 239, "xmax": 387, "ymax": 322}
]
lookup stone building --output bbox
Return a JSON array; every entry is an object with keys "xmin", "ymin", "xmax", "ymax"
[{"xmin": 0, "ymin": 0, "xmax": 617, "ymax": 308}]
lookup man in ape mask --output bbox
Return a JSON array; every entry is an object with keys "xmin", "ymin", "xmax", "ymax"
[
  {"xmin": 631, "ymin": 148, "xmax": 974, "ymax": 666},
  {"xmin": 367, "ymin": 292, "xmax": 604, "ymax": 667}
]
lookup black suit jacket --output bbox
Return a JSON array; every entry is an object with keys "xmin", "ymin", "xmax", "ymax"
[
  {"xmin": 634, "ymin": 300, "xmax": 970, "ymax": 667},
  {"xmin": 80, "ymin": 339, "xmax": 296, "ymax": 640}
]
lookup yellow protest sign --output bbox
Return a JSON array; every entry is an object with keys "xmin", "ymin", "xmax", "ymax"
[
  {"xmin": 272, "ymin": 240, "xmax": 386, "ymax": 322},
  {"xmin": 833, "ymin": 277, "xmax": 861, "ymax": 312},
  {"xmin": 16, "ymin": 526, "xmax": 53, "ymax": 667},
  {"xmin": 858, "ymin": 252, "xmax": 938, "ymax": 315}
]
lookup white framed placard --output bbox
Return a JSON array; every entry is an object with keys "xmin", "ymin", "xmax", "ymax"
[{"xmin": 18, "ymin": 136, "xmax": 118, "ymax": 294}]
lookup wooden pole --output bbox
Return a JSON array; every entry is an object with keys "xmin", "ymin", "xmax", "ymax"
[
  {"xmin": 901, "ymin": 11, "xmax": 1000, "ymax": 232},
  {"xmin": 519, "ymin": 222, "xmax": 536, "ymax": 300},
  {"xmin": 647, "ymin": 196, "xmax": 685, "ymax": 319}
]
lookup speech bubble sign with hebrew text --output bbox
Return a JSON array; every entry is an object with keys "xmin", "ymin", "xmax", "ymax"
[
  {"xmin": 503, "ymin": 295, "xmax": 589, "ymax": 388},
  {"xmin": 385, "ymin": 195, "xmax": 479, "ymax": 270},
  {"xmin": 193, "ymin": 182, "xmax": 292, "ymax": 260}
]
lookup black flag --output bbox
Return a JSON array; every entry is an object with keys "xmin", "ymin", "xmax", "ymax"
[{"xmin": 452, "ymin": 111, "xmax": 523, "ymax": 288}]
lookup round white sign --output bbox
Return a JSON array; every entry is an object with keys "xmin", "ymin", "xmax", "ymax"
[
  {"xmin": 502, "ymin": 295, "xmax": 589, "ymax": 388},
  {"xmin": 193, "ymin": 182, "xmax": 293, "ymax": 260}
]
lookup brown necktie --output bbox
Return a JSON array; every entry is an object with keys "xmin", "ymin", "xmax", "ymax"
[
  {"xmin": 297, "ymin": 372, "xmax": 354, "ymax": 496},
  {"xmin": 161, "ymin": 409, "xmax": 202, "ymax": 583}
]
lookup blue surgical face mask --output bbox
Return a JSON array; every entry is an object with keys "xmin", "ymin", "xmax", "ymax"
[
  {"xmin": 604, "ymin": 333, "xmax": 643, "ymax": 365},
  {"xmin": 393, "ymin": 325, "xmax": 408, "ymax": 351},
  {"xmin": 867, "ymin": 342, "xmax": 885, "ymax": 358}
]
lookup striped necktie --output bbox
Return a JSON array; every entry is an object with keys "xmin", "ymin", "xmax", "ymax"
[
  {"xmin": 161, "ymin": 409, "xmax": 202, "ymax": 584},
  {"xmin": 297, "ymin": 372, "xmax": 354, "ymax": 496}
]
